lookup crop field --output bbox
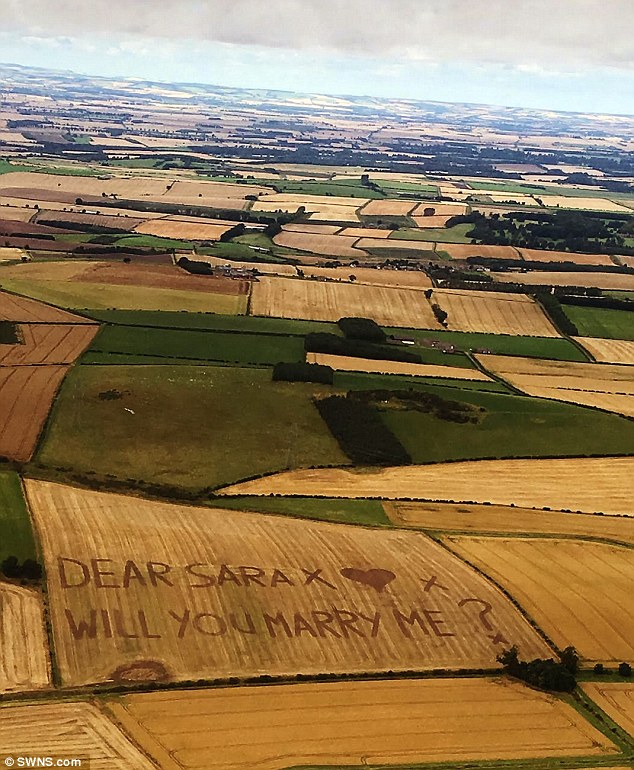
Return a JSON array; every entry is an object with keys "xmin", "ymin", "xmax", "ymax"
[
  {"xmin": 221, "ymin": 457, "xmax": 634, "ymax": 516},
  {"xmin": 0, "ymin": 583, "xmax": 50, "ymax": 692},
  {"xmin": 27, "ymin": 478, "xmax": 549, "ymax": 686},
  {"xmin": 272, "ymin": 230, "xmax": 367, "ymax": 257},
  {"xmin": 133, "ymin": 218, "xmax": 234, "ymax": 240},
  {"xmin": 477, "ymin": 354, "xmax": 634, "ymax": 417},
  {"xmin": 436, "ymin": 243, "xmax": 521, "ymax": 259},
  {"xmin": 306, "ymin": 352, "xmax": 493, "ymax": 380},
  {"xmin": 73, "ymin": 262, "xmax": 249, "ymax": 295},
  {"xmin": 106, "ymin": 678, "xmax": 616, "ymax": 770},
  {"xmin": 493, "ymin": 271, "xmax": 634, "ymax": 292},
  {"xmin": 0, "ymin": 323, "xmax": 98, "ymax": 365},
  {"xmin": 0, "ymin": 289, "xmax": 92, "ymax": 323},
  {"xmin": 299, "ymin": 265, "xmax": 432, "ymax": 289},
  {"xmin": 518, "ymin": 248, "xmax": 616, "ymax": 266},
  {"xmin": 393, "ymin": 223, "xmax": 472, "ymax": 242},
  {"xmin": 355, "ymin": 237, "xmax": 438, "ymax": 254},
  {"xmin": 0, "ymin": 246, "xmax": 28, "ymax": 261},
  {"xmin": 360, "ymin": 199, "xmax": 417, "ymax": 216},
  {"xmin": 37, "ymin": 365, "xmax": 347, "ymax": 490},
  {"xmin": 0, "ymin": 701, "xmax": 157, "ymax": 768},
  {"xmin": 250, "ymin": 276, "xmax": 441, "ymax": 328},
  {"xmin": 582, "ymin": 683, "xmax": 634, "ymax": 736},
  {"xmin": 0, "ymin": 364, "xmax": 69, "ymax": 461},
  {"xmin": 253, "ymin": 193, "xmax": 366, "ymax": 221},
  {"xmin": 446, "ymin": 537, "xmax": 634, "ymax": 664},
  {"xmin": 34, "ymin": 210, "xmax": 144, "ymax": 231},
  {"xmin": 0, "ymin": 278, "xmax": 247, "ymax": 313},
  {"xmin": 574, "ymin": 337, "xmax": 634, "ymax": 364},
  {"xmin": 433, "ymin": 289, "xmax": 559, "ymax": 336},
  {"xmin": 540, "ymin": 195, "xmax": 632, "ymax": 212},
  {"xmin": 339, "ymin": 226, "xmax": 392, "ymax": 238},
  {"xmin": 411, "ymin": 202, "xmax": 469, "ymax": 217},
  {"xmin": 385, "ymin": 500, "xmax": 634, "ymax": 544},
  {"xmin": 564, "ymin": 305, "xmax": 634, "ymax": 340},
  {"xmin": 283, "ymin": 223, "xmax": 343, "ymax": 234}
]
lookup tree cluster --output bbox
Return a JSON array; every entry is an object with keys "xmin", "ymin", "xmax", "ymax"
[
  {"xmin": 272, "ymin": 361, "xmax": 334, "ymax": 385},
  {"xmin": 337, "ymin": 317, "xmax": 386, "ymax": 343},
  {"xmin": 305, "ymin": 332, "xmax": 422, "ymax": 364},
  {"xmin": 1, "ymin": 556, "xmax": 43, "ymax": 583},
  {"xmin": 350, "ymin": 389, "xmax": 483, "ymax": 424},
  {"xmin": 314, "ymin": 395, "xmax": 411, "ymax": 466},
  {"xmin": 497, "ymin": 645, "xmax": 578, "ymax": 692},
  {"xmin": 536, "ymin": 292, "xmax": 579, "ymax": 336}
]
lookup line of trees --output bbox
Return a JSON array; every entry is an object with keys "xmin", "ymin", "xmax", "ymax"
[
  {"xmin": 305, "ymin": 332, "xmax": 423, "ymax": 364},
  {"xmin": 272, "ymin": 361, "xmax": 334, "ymax": 384}
]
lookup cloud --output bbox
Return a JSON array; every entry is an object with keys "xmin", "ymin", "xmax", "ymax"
[{"xmin": 2, "ymin": 0, "xmax": 632, "ymax": 71}]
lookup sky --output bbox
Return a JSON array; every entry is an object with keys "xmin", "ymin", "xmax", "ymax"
[{"xmin": 1, "ymin": 0, "xmax": 633, "ymax": 114}]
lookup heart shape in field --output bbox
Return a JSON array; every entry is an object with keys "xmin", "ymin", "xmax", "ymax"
[{"xmin": 340, "ymin": 567, "xmax": 396, "ymax": 593}]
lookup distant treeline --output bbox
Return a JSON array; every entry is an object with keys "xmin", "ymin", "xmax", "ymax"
[
  {"xmin": 559, "ymin": 294, "xmax": 634, "ymax": 312},
  {"xmin": 272, "ymin": 361, "xmax": 333, "ymax": 384},
  {"xmin": 305, "ymin": 332, "xmax": 423, "ymax": 364}
]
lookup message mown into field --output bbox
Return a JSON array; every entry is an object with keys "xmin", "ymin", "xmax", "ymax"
[{"xmin": 28, "ymin": 480, "xmax": 551, "ymax": 686}]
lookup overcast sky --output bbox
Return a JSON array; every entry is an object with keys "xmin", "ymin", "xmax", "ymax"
[{"xmin": 1, "ymin": 0, "xmax": 633, "ymax": 113}]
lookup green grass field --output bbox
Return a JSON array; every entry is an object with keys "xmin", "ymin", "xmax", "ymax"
[
  {"xmin": 390, "ymin": 224, "xmax": 473, "ymax": 244},
  {"xmin": 36, "ymin": 365, "xmax": 348, "ymax": 491},
  {"xmin": 334, "ymin": 371, "xmax": 509, "ymax": 393},
  {"xmin": 380, "ymin": 386, "xmax": 634, "ymax": 464},
  {"xmin": 0, "ymin": 472, "xmax": 37, "ymax": 562},
  {"xmin": 563, "ymin": 305, "xmax": 634, "ymax": 340},
  {"xmin": 381, "ymin": 327, "xmax": 590, "ymax": 361},
  {"xmin": 113, "ymin": 234, "xmax": 195, "ymax": 249},
  {"xmin": 269, "ymin": 179, "xmax": 384, "ymax": 199},
  {"xmin": 86, "ymin": 325, "xmax": 305, "ymax": 366},
  {"xmin": 209, "ymin": 496, "xmax": 390, "ymax": 526},
  {"xmin": 0, "ymin": 279, "xmax": 247, "ymax": 314}
]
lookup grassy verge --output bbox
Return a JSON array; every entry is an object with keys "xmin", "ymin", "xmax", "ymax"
[
  {"xmin": 390, "ymin": 224, "xmax": 473, "ymax": 243},
  {"xmin": 562, "ymin": 305, "xmax": 634, "ymax": 340},
  {"xmin": 209, "ymin": 496, "xmax": 390, "ymax": 526}
]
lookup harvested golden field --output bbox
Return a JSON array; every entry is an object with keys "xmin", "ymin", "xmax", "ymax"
[
  {"xmin": 0, "ymin": 171, "xmax": 169, "ymax": 199},
  {"xmin": 518, "ymin": 248, "xmax": 615, "ymax": 267},
  {"xmin": 412, "ymin": 214, "xmax": 453, "ymax": 228},
  {"xmin": 0, "ymin": 289, "xmax": 93, "ymax": 323},
  {"xmin": 412, "ymin": 202, "xmax": 469, "ymax": 217},
  {"xmin": 221, "ymin": 457, "xmax": 634, "ymax": 516},
  {"xmin": 0, "ymin": 206, "xmax": 36, "ymax": 222},
  {"xmin": 574, "ymin": 337, "xmax": 634, "ymax": 365},
  {"xmin": 134, "ymin": 218, "xmax": 233, "ymax": 241},
  {"xmin": 0, "ymin": 247, "xmax": 27, "ymax": 261},
  {"xmin": 0, "ymin": 582, "xmax": 50, "ymax": 692},
  {"xmin": 163, "ymin": 179, "xmax": 269, "ymax": 201},
  {"xmin": 283, "ymin": 223, "xmax": 343, "ymax": 234},
  {"xmin": 306, "ymin": 205, "xmax": 363, "ymax": 222},
  {"xmin": 582, "ymin": 683, "xmax": 634, "ymax": 735},
  {"xmin": 477, "ymin": 354, "xmax": 634, "ymax": 417},
  {"xmin": 436, "ymin": 243, "xmax": 521, "ymax": 259},
  {"xmin": 361, "ymin": 199, "xmax": 417, "ymax": 216},
  {"xmin": 433, "ymin": 289, "xmax": 558, "ymax": 336},
  {"xmin": 540, "ymin": 196, "xmax": 632, "ymax": 213},
  {"xmin": 0, "ymin": 701, "xmax": 157, "ymax": 769},
  {"xmin": 197, "ymin": 254, "xmax": 297, "ymax": 276},
  {"xmin": 0, "ymin": 323, "xmax": 98, "ymax": 365},
  {"xmin": 385, "ymin": 501, "xmax": 634, "ymax": 545},
  {"xmin": 446, "ymin": 537, "xmax": 634, "ymax": 664},
  {"xmin": 300, "ymin": 266, "xmax": 432, "ymax": 289},
  {"xmin": 0, "ymin": 365, "xmax": 69, "ymax": 461},
  {"xmin": 272, "ymin": 231, "xmax": 367, "ymax": 257},
  {"xmin": 307, "ymin": 352, "xmax": 492, "ymax": 381},
  {"xmin": 493, "ymin": 271, "xmax": 634, "ymax": 291},
  {"xmin": 35, "ymin": 210, "xmax": 144, "ymax": 231},
  {"xmin": 356, "ymin": 237, "xmax": 437, "ymax": 253},
  {"xmin": 251, "ymin": 276, "xmax": 441, "ymax": 328},
  {"xmin": 26, "ymin": 479, "xmax": 550, "ymax": 686},
  {"xmin": 108, "ymin": 678, "xmax": 616, "ymax": 770},
  {"xmin": 339, "ymin": 226, "xmax": 393, "ymax": 238}
]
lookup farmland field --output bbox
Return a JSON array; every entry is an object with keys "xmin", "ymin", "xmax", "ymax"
[
  {"xmin": 221, "ymin": 457, "xmax": 634, "ymax": 515},
  {"xmin": 0, "ymin": 583, "xmax": 50, "ymax": 692},
  {"xmin": 251, "ymin": 275, "xmax": 441, "ymax": 328},
  {"xmin": 582, "ymin": 683, "xmax": 634, "ymax": 736},
  {"xmin": 0, "ymin": 278, "xmax": 247, "ymax": 313},
  {"xmin": 433, "ymin": 288, "xmax": 559, "ymax": 336},
  {"xmin": 106, "ymin": 678, "xmax": 616, "ymax": 770},
  {"xmin": 272, "ymin": 231, "xmax": 367, "ymax": 257},
  {"xmin": 360, "ymin": 199, "xmax": 417, "ymax": 216},
  {"xmin": 0, "ymin": 702, "xmax": 157, "ymax": 768},
  {"xmin": 478, "ymin": 354, "xmax": 634, "ymax": 417},
  {"xmin": 37, "ymin": 365, "xmax": 347, "ymax": 490},
  {"xmin": 563, "ymin": 305, "xmax": 634, "ymax": 340},
  {"xmin": 0, "ymin": 323, "xmax": 98, "ymax": 365},
  {"xmin": 446, "ymin": 537, "xmax": 634, "ymax": 664},
  {"xmin": 518, "ymin": 248, "xmax": 616, "ymax": 266},
  {"xmin": 0, "ymin": 289, "xmax": 92, "ymax": 323},
  {"xmin": 493, "ymin": 271, "xmax": 634, "ymax": 292},
  {"xmin": 574, "ymin": 337, "xmax": 634, "ymax": 364},
  {"xmin": 0, "ymin": 471, "xmax": 37, "ymax": 562},
  {"xmin": 385, "ymin": 500, "xmax": 634, "ymax": 544},
  {"xmin": 0, "ymin": 364, "xmax": 69, "ymax": 461},
  {"xmin": 306, "ymin": 352, "xmax": 492, "ymax": 380},
  {"xmin": 133, "ymin": 218, "xmax": 234, "ymax": 240},
  {"xmin": 26, "ymin": 479, "xmax": 550, "ymax": 685}
]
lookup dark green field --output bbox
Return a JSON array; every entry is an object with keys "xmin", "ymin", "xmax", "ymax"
[
  {"xmin": 563, "ymin": 305, "xmax": 634, "ymax": 340},
  {"xmin": 36, "ymin": 365, "xmax": 348, "ymax": 491},
  {"xmin": 86, "ymin": 325, "xmax": 305, "ymax": 366},
  {"xmin": 0, "ymin": 472, "xmax": 37, "ymax": 562},
  {"xmin": 380, "ymin": 386, "xmax": 634, "ymax": 464}
]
